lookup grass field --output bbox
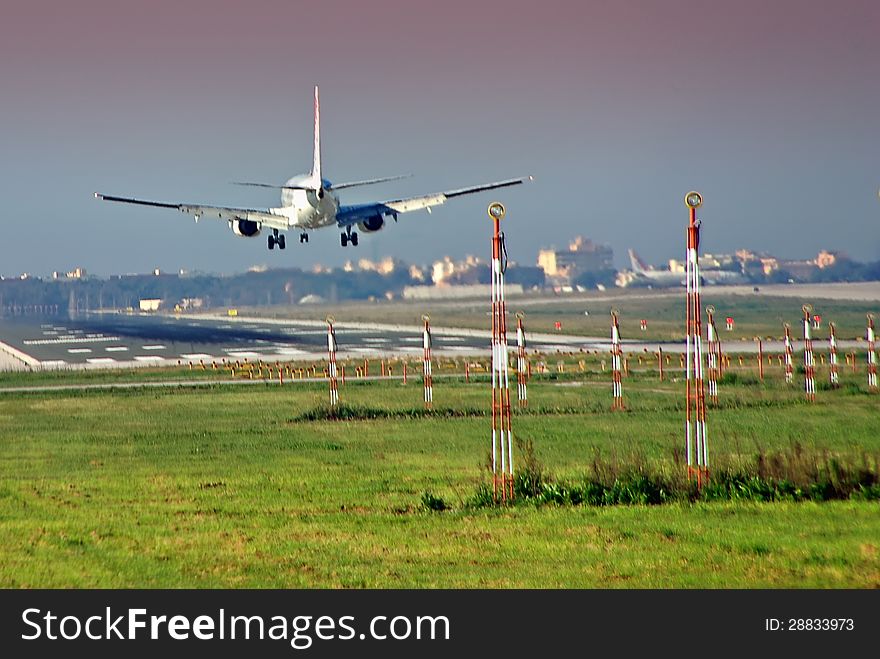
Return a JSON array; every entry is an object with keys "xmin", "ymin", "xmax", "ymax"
[{"xmin": 1, "ymin": 369, "xmax": 878, "ymax": 588}]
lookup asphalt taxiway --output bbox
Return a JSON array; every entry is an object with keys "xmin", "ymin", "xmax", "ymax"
[{"xmin": 0, "ymin": 312, "xmax": 593, "ymax": 371}]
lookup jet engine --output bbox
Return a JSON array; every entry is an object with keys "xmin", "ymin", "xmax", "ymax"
[
  {"xmin": 231, "ymin": 219, "xmax": 261, "ymax": 237},
  {"xmin": 357, "ymin": 215, "xmax": 385, "ymax": 233}
]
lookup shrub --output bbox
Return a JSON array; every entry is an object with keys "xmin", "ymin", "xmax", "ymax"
[
  {"xmin": 465, "ymin": 443, "xmax": 880, "ymax": 509},
  {"xmin": 420, "ymin": 491, "xmax": 448, "ymax": 512}
]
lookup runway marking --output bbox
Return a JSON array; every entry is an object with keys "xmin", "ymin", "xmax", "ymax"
[
  {"xmin": 24, "ymin": 336, "xmax": 120, "ymax": 345},
  {"xmin": 67, "ymin": 348, "xmax": 92, "ymax": 354},
  {"xmin": 41, "ymin": 330, "xmax": 58, "ymax": 335},
  {"xmin": 86, "ymin": 358, "xmax": 117, "ymax": 364},
  {"xmin": 41, "ymin": 360, "xmax": 67, "ymax": 367},
  {"xmin": 225, "ymin": 351, "xmax": 263, "ymax": 359},
  {"xmin": 105, "ymin": 346, "xmax": 129, "ymax": 352},
  {"xmin": 275, "ymin": 348, "xmax": 309, "ymax": 355},
  {"xmin": 280, "ymin": 328, "xmax": 325, "ymax": 335},
  {"xmin": 141, "ymin": 345, "xmax": 167, "ymax": 350},
  {"xmin": 180, "ymin": 353, "xmax": 214, "ymax": 360},
  {"xmin": 134, "ymin": 356, "xmax": 165, "ymax": 362},
  {"xmin": 362, "ymin": 338, "xmax": 389, "ymax": 343}
]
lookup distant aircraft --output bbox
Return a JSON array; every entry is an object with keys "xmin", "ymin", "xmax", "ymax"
[
  {"xmin": 628, "ymin": 249, "xmax": 686, "ymax": 286},
  {"xmin": 628, "ymin": 249, "xmax": 746, "ymax": 286},
  {"xmin": 95, "ymin": 87, "xmax": 531, "ymax": 250}
]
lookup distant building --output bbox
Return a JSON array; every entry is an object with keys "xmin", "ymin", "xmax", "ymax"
[
  {"xmin": 615, "ymin": 271, "xmax": 638, "ymax": 287},
  {"xmin": 177, "ymin": 297, "xmax": 204, "ymax": 311},
  {"xmin": 431, "ymin": 255, "xmax": 484, "ymax": 286},
  {"xmin": 537, "ymin": 236, "xmax": 613, "ymax": 285},
  {"xmin": 408, "ymin": 264, "xmax": 427, "ymax": 282},
  {"xmin": 816, "ymin": 250, "xmax": 846, "ymax": 269},
  {"xmin": 139, "ymin": 298, "xmax": 163, "ymax": 312},
  {"xmin": 52, "ymin": 267, "xmax": 87, "ymax": 280},
  {"xmin": 343, "ymin": 257, "xmax": 406, "ymax": 275},
  {"xmin": 778, "ymin": 260, "xmax": 817, "ymax": 280}
]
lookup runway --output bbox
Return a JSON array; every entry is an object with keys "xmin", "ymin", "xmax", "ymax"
[
  {"xmin": 0, "ymin": 312, "xmax": 595, "ymax": 371},
  {"xmin": 0, "ymin": 311, "xmax": 865, "ymax": 372}
]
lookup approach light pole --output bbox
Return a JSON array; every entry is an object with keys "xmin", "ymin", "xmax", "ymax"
[
  {"xmin": 422, "ymin": 314, "xmax": 433, "ymax": 409},
  {"xmin": 488, "ymin": 202, "xmax": 514, "ymax": 501},
  {"xmin": 802, "ymin": 304, "xmax": 816, "ymax": 401},
  {"xmin": 515, "ymin": 312, "xmax": 528, "ymax": 408},
  {"xmin": 684, "ymin": 191, "xmax": 709, "ymax": 486},
  {"xmin": 705, "ymin": 305, "xmax": 721, "ymax": 404},
  {"xmin": 610, "ymin": 309, "xmax": 625, "ymax": 410},
  {"xmin": 327, "ymin": 316, "xmax": 339, "ymax": 407}
]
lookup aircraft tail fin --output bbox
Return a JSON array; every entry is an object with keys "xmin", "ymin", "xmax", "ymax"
[
  {"xmin": 628, "ymin": 248, "xmax": 650, "ymax": 274},
  {"xmin": 309, "ymin": 85, "xmax": 322, "ymax": 189}
]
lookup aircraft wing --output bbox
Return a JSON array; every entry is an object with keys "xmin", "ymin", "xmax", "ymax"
[
  {"xmin": 335, "ymin": 176, "xmax": 531, "ymax": 227},
  {"xmin": 94, "ymin": 193, "xmax": 291, "ymax": 232}
]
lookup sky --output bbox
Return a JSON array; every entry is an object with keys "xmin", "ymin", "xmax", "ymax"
[{"xmin": 1, "ymin": 0, "xmax": 878, "ymax": 277}]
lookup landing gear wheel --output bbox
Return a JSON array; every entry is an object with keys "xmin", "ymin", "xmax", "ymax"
[
  {"xmin": 277, "ymin": 235, "xmax": 286, "ymax": 250},
  {"xmin": 268, "ymin": 235, "xmax": 276, "ymax": 250},
  {"xmin": 300, "ymin": 232, "xmax": 309, "ymax": 244},
  {"xmin": 340, "ymin": 232, "xmax": 348, "ymax": 247},
  {"xmin": 350, "ymin": 232, "xmax": 359, "ymax": 246}
]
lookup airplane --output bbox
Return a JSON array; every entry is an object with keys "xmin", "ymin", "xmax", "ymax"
[
  {"xmin": 627, "ymin": 249, "xmax": 746, "ymax": 286},
  {"xmin": 627, "ymin": 249, "xmax": 686, "ymax": 286},
  {"xmin": 95, "ymin": 86, "xmax": 532, "ymax": 250}
]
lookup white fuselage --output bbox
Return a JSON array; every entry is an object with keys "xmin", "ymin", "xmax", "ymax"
[
  {"xmin": 274, "ymin": 174, "xmax": 340, "ymax": 230},
  {"xmin": 633, "ymin": 268, "xmax": 745, "ymax": 286}
]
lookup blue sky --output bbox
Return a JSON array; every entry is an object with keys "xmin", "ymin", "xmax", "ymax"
[{"xmin": 1, "ymin": 0, "xmax": 878, "ymax": 276}]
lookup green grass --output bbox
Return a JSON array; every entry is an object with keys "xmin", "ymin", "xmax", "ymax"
[{"xmin": 0, "ymin": 373, "xmax": 878, "ymax": 588}]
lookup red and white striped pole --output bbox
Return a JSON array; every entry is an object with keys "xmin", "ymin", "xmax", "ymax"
[
  {"xmin": 802, "ymin": 305, "xmax": 816, "ymax": 401},
  {"xmin": 489, "ymin": 202, "xmax": 514, "ymax": 501},
  {"xmin": 326, "ymin": 316, "xmax": 339, "ymax": 407},
  {"xmin": 705, "ymin": 305, "xmax": 720, "ymax": 404},
  {"xmin": 684, "ymin": 191, "xmax": 709, "ymax": 486},
  {"xmin": 828, "ymin": 322, "xmax": 839, "ymax": 388},
  {"xmin": 868, "ymin": 314, "xmax": 877, "ymax": 390},
  {"xmin": 516, "ymin": 312, "xmax": 528, "ymax": 408},
  {"xmin": 756, "ymin": 337, "xmax": 764, "ymax": 382},
  {"xmin": 783, "ymin": 323, "xmax": 794, "ymax": 385},
  {"xmin": 610, "ymin": 309, "xmax": 624, "ymax": 410},
  {"xmin": 422, "ymin": 314, "xmax": 433, "ymax": 408}
]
